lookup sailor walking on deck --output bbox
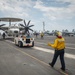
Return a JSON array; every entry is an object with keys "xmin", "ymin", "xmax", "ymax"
[{"xmin": 48, "ymin": 31, "xmax": 66, "ymax": 71}]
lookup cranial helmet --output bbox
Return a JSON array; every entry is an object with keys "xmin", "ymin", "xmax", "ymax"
[{"xmin": 55, "ymin": 31, "xmax": 62, "ymax": 37}]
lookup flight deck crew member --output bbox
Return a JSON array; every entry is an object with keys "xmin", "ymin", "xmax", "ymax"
[
  {"xmin": 48, "ymin": 31, "xmax": 65, "ymax": 71},
  {"xmin": 40, "ymin": 32, "xmax": 44, "ymax": 39},
  {"xmin": 2, "ymin": 32, "xmax": 6, "ymax": 39}
]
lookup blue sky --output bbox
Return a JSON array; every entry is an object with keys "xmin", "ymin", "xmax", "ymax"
[{"xmin": 0, "ymin": 0, "xmax": 75, "ymax": 32}]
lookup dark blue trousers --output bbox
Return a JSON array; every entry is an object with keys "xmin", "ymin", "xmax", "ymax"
[{"xmin": 51, "ymin": 49, "xmax": 65, "ymax": 70}]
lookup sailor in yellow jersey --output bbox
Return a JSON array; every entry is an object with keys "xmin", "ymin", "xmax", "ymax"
[{"xmin": 48, "ymin": 31, "xmax": 65, "ymax": 71}]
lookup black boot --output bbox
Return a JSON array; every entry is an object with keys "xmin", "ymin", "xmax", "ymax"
[
  {"xmin": 49, "ymin": 63, "xmax": 53, "ymax": 67},
  {"xmin": 60, "ymin": 68, "xmax": 65, "ymax": 71}
]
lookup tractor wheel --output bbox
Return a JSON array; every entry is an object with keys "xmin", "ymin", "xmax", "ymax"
[
  {"xmin": 18, "ymin": 41, "xmax": 23, "ymax": 47},
  {"xmin": 31, "ymin": 41, "xmax": 34, "ymax": 47}
]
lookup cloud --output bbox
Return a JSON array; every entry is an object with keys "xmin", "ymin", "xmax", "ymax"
[
  {"xmin": 56, "ymin": 0, "xmax": 75, "ymax": 3},
  {"xmin": 34, "ymin": 0, "xmax": 75, "ymax": 20},
  {"xmin": 0, "ymin": 0, "xmax": 34, "ymax": 18}
]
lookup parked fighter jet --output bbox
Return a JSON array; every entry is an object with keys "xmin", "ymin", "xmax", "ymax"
[{"xmin": 62, "ymin": 32, "xmax": 75, "ymax": 37}]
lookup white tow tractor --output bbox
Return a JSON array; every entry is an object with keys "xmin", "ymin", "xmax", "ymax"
[{"xmin": 14, "ymin": 34, "xmax": 34, "ymax": 47}]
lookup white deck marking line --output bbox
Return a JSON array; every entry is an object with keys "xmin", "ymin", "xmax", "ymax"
[
  {"xmin": 33, "ymin": 46, "xmax": 75, "ymax": 60},
  {"xmin": 36, "ymin": 41, "xmax": 75, "ymax": 46},
  {"xmin": 34, "ymin": 46, "xmax": 54, "ymax": 53},
  {"xmin": 5, "ymin": 40, "xmax": 15, "ymax": 44},
  {"xmin": 35, "ymin": 42, "xmax": 75, "ymax": 50},
  {"xmin": 66, "ymin": 47, "xmax": 75, "ymax": 50},
  {"xmin": 5, "ymin": 40, "xmax": 75, "ymax": 59}
]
